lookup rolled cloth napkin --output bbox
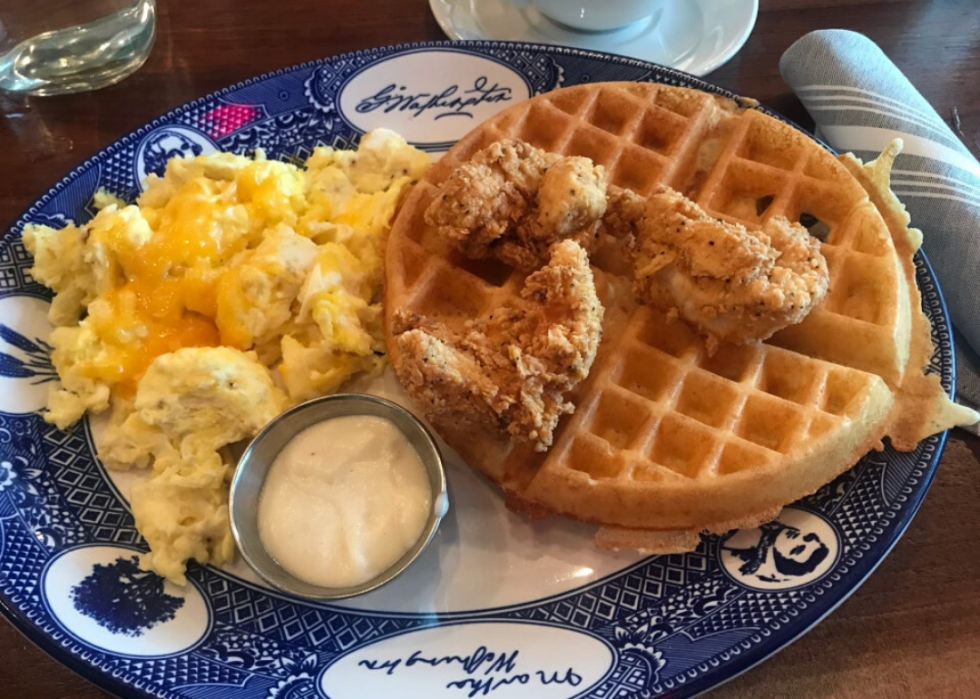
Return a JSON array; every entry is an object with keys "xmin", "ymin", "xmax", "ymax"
[{"xmin": 781, "ymin": 29, "xmax": 980, "ymax": 434}]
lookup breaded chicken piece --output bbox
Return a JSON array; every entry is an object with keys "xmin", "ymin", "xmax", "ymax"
[
  {"xmin": 394, "ymin": 240, "xmax": 603, "ymax": 451},
  {"xmin": 425, "ymin": 140, "xmax": 608, "ymax": 271},
  {"xmin": 631, "ymin": 185, "xmax": 829, "ymax": 350},
  {"xmin": 601, "ymin": 186, "xmax": 648, "ymax": 243}
]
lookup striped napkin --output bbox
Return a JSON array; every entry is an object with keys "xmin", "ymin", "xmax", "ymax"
[{"xmin": 780, "ymin": 29, "xmax": 980, "ymax": 433}]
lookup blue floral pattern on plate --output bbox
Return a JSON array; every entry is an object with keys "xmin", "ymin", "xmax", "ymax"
[{"xmin": 0, "ymin": 41, "xmax": 955, "ymax": 699}]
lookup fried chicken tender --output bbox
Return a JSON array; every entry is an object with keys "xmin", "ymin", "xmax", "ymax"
[
  {"xmin": 394, "ymin": 240, "xmax": 603, "ymax": 451},
  {"xmin": 424, "ymin": 139, "xmax": 608, "ymax": 270},
  {"xmin": 630, "ymin": 185, "xmax": 829, "ymax": 350},
  {"xmin": 601, "ymin": 186, "xmax": 648, "ymax": 244}
]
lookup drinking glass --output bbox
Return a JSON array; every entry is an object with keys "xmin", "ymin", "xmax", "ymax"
[{"xmin": 0, "ymin": 0, "xmax": 156, "ymax": 95}]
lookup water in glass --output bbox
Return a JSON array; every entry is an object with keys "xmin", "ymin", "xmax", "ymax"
[{"xmin": 0, "ymin": 0, "xmax": 156, "ymax": 95}]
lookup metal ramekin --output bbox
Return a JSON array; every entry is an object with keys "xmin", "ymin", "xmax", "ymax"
[{"xmin": 228, "ymin": 393, "xmax": 448, "ymax": 600}]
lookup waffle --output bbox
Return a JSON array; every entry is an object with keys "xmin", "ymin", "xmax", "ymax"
[{"xmin": 383, "ymin": 82, "xmax": 972, "ymax": 550}]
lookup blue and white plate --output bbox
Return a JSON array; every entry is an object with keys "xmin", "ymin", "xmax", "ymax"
[{"xmin": 0, "ymin": 42, "xmax": 955, "ymax": 699}]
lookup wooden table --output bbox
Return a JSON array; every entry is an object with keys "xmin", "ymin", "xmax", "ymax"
[{"xmin": 2, "ymin": 0, "xmax": 978, "ymax": 696}]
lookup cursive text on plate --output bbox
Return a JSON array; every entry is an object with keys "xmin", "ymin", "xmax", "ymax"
[
  {"xmin": 358, "ymin": 645, "xmax": 583, "ymax": 697},
  {"xmin": 354, "ymin": 77, "xmax": 513, "ymax": 120}
]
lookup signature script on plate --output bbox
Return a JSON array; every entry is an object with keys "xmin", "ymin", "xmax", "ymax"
[
  {"xmin": 355, "ymin": 77, "xmax": 514, "ymax": 120},
  {"xmin": 358, "ymin": 645, "xmax": 583, "ymax": 697}
]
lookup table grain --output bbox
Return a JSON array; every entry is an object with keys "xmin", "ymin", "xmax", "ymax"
[{"xmin": 1, "ymin": 0, "xmax": 979, "ymax": 696}]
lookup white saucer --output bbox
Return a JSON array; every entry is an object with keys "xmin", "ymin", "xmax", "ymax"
[{"xmin": 429, "ymin": 0, "xmax": 759, "ymax": 77}]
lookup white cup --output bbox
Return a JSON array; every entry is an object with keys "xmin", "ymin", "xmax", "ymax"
[{"xmin": 506, "ymin": 0, "xmax": 666, "ymax": 32}]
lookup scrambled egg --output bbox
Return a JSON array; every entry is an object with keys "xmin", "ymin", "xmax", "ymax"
[{"xmin": 23, "ymin": 129, "xmax": 430, "ymax": 584}]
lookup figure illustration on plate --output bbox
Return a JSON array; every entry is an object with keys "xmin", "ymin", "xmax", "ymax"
[{"xmin": 720, "ymin": 517, "xmax": 833, "ymax": 586}]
